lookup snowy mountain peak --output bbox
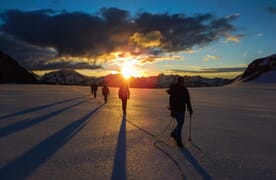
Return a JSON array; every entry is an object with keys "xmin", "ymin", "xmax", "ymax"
[
  {"xmin": 40, "ymin": 69, "xmax": 89, "ymax": 85},
  {"xmin": 236, "ymin": 54, "xmax": 276, "ymax": 84}
]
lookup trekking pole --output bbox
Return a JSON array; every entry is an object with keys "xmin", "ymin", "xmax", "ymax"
[{"xmin": 188, "ymin": 114, "xmax": 192, "ymax": 141}]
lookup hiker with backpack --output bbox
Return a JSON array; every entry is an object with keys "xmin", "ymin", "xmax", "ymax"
[
  {"xmin": 167, "ymin": 76, "xmax": 193, "ymax": 147},
  {"xmin": 118, "ymin": 81, "xmax": 130, "ymax": 115},
  {"xmin": 90, "ymin": 82, "xmax": 98, "ymax": 98},
  {"xmin": 102, "ymin": 84, "xmax": 110, "ymax": 103}
]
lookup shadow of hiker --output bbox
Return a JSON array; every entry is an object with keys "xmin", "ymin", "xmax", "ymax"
[
  {"xmin": 0, "ymin": 100, "xmax": 88, "ymax": 138},
  {"xmin": 112, "ymin": 115, "xmax": 126, "ymax": 180},
  {"xmin": 0, "ymin": 103, "xmax": 104, "ymax": 180},
  {"xmin": 0, "ymin": 95, "xmax": 88, "ymax": 120},
  {"xmin": 180, "ymin": 146, "xmax": 213, "ymax": 180}
]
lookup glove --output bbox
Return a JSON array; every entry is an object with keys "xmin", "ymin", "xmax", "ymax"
[{"xmin": 170, "ymin": 110, "xmax": 176, "ymax": 118}]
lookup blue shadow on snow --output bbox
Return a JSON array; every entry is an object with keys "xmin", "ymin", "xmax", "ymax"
[
  {"xmin": 111, "ymin": 115, "xmax": 127, "ymax": 180},
  {"xmin": 0, "ymin": 103, "xmax": 104, "ymax": 180},
  {"xmin": 0, "ymin": 95, "xmax": 88, "ymax": 120},
  {"xmin": 180, "ymin": 147, "xmax": 213, "ymax": 180},
  {"xmin": 0, "ymin": 100, "xmax": 88, "ymax": 138}
]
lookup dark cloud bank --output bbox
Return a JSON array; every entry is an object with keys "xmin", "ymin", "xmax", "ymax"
[
  {"xmin": 168, "ymin": 67, "xmax": 246, "ymax": 74},
  {"xmin": 266, "ymin": 6, "xmax": 276, "ymax": 14},
  {"xmin": 0, "ymin": 8, "xmax": 239, "ymax": 71}
]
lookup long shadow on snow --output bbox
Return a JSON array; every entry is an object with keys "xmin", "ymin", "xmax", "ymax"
[
  {"xmin": 180, "ymin": 146, "xmax": 213, "ymax": 180},
  {"xmin": 0, "ymin": 103, "xmax": 104, "ymax": 180},
  {"xmin": 0, "ymin": 95, "xmax": 88, "ymax": 120},
  {"xmin": 0, "ymin": 100, "xmax": 88, "ymax": 138},
  {"xmin": 112, "ymin": 115, "xmax": 126, "ymax": 180}
]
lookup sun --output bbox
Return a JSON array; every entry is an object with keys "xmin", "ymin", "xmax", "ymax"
[{"xmin": 121, "ymin": 60, "xmax": 139, "ymax": 79}]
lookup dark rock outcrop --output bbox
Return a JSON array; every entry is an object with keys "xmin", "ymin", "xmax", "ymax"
[{"xmin": 0, "ymin": 50, "xmax": 37, "ymax": 83}]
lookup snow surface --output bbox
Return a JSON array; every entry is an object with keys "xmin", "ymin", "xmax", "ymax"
[
  {"xmin": 248, "ymin": 70, "xmax": 276, "ymax": 84},
  {"xmin": 228, "ymin": 70, "xmax": 276, "ymax": 87},
  {"xmin": 0, "ymin": 84, "xmax": 276, "ymax": 179}
]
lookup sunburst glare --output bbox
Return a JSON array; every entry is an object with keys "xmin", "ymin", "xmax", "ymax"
[{"xmin": 121, "ymin": 60, "xmax": 140, "ymax": 79}]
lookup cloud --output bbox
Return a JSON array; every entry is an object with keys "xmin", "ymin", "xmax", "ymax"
[
  {"xmin": 0, "ymin": 31, "xmax": 57, "ymax": 68},
  {"xmin": 139, "ymin": 54, "xmax": 183, "ymax": 64},
  {"xmin": 225, "ymin": 13, "xmax": 240, "ymax": 20},
  {"xmin": 203, "ymin": 54, "xmax": 221, "ymax": 62},
  {"xmin": 256, "ymin": 33, "xmax": 264, "ymax": 37},
  {"xmin": 265, "ymin": 6, "xmax": 276, "ymax": 14},
  {"xmin": 167, "ymin": 67, "xmax": 246, "ymax": 74},
  {"xmin": 0, "ymin": 8, "xmax": 239, "ymax": 71},
  {"xmin": 201, "ymin": 67, "xmax": 246, "ymax": 73},
  {"xmin": 29, "ymin": 60, "xmax": 102, "ymax": 71},
  {"xmin": 0, "ymin": 31, "xmax": 101, "ymax": 70},
  {"xmin": 182, "ymin": 49, "xmax": 196, "ymax": 54},
  {"xmin": 226, "ymin": 34, "xmax": 245, "ymax": 43},
  {"xmin": 258, "ymin": 50, "xmax": 263, "ymax": 54},
  {"xmin": 129, "ymin": 31, "xmax": 164, "ymax": 48}
]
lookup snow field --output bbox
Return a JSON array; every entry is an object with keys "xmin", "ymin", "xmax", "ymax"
[{"xmin": 0, "ymin": 84, "xmax": 276, "ymax": 179}]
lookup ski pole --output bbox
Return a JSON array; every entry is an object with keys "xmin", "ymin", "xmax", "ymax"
[{"xmin": 188, "ymin": 114, "xmax": 192, "ymax": 141}]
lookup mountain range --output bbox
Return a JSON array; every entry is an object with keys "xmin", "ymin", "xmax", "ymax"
[
  {"xmin": 1, "ymin": 50, "xmax": 275, "ymax": 87},
  {"xmin": 39, "ymin": 69, "xmax": 93, "ymax": 85},
  {"xmin": 39, "ymin": 70, "xmax": 230, "ymax": 88}
]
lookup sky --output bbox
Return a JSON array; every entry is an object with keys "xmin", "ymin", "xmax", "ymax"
[{"xmin": 0, "ymin": 0, "xmax": 276, "ymax": 78}]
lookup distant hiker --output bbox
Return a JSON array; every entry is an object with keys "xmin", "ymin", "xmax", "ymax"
[
  {"xmin": 90, "ymin": 82, "xmax": 98, "ymax": 98},
  {"xmin": 118, "ymin": 81, "xmax": 130, "ymax": 115},
  {"xmin": 102, "ymin": 84, "xmax": 110, "ymax": 103},
  {"xmin": 167, "ymin": 76, "xmax": 193, "ymax": 147}
]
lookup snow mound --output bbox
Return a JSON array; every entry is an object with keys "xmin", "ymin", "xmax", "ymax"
[
  {"xmin": 230, "ymin": 54, "xmax": 276, "ymax": 86},
  {"xmin": 249, "ymin": 70, "xmax": 276, "ymax": 83},
  {"xmin": 241, "ymin": 54, "xmax": 276, "ymax": 82}
]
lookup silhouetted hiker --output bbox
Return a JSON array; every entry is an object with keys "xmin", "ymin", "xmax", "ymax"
[
  {"xmin": 167, "ymin": 76, "xmax": 193, "ymax": 147},
  {"xmin": 90, "ymin": 82, "xmax": 98, "ymax": 98},
  {"xmin": 102, "ymin": 84, "xmax": 110, "ymax": 103},
  {"xmin": 118, "ymin": 81, "xmax": 130, "ymax": 115},
  {"xmin": 167, "ymin": 77, "xmax": 177, "ymax": 116}
]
